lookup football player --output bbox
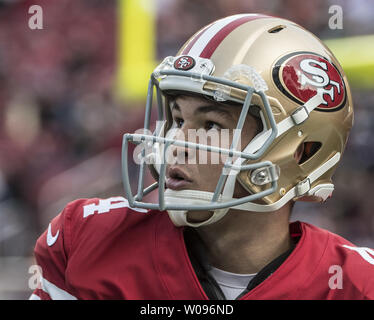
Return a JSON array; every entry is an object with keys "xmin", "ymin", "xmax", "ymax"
[{"xmin": 30, "ymin": 14, "xmax": 374, "ymax": 300}]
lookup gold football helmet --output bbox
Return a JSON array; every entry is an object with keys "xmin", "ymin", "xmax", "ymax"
[{"xmin": 121, "ymin": 13, "xmax": 354, "ymax": 227}]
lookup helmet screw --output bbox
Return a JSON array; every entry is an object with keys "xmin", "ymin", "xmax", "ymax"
[
  {"xmin": 253, "ymin": 170, "xmax": 267, "ymax": 184},
  {"xmin": 279, "ymin": 188, "xmax": 286, "ymax": 196}
]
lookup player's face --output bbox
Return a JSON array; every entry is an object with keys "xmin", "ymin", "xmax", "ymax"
[{"xmin": 165, "ymin": 95, "xmax": 259, "ymax": 197}]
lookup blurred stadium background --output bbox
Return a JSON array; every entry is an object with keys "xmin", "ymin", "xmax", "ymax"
[{"xmin": 0, "ymin": 0, "xmax": 373, "ymax": 299}]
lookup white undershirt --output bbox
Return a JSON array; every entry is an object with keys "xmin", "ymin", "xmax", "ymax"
[{"xmin": 208, "ymin": 266, "xmax": 256, "ymax": 300}]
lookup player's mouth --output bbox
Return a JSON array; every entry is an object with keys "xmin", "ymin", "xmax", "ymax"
[{"xmin": 165, "ymin": 167, "xmax": 193, "ymax": 190}]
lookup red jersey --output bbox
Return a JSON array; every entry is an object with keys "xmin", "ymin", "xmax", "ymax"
[{"xmin": 30, "ymin": 196, "xmax": 374, "ymax": 300}]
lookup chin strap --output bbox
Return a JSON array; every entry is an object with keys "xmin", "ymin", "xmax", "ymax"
[{"xmin": 165, "ymin": 189, "xmax": 228, "ymax": 227}]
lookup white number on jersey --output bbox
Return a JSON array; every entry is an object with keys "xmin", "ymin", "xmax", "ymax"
[{"xmin": 83, "ymin": 197, "xmax": 148, "ymax": 218}]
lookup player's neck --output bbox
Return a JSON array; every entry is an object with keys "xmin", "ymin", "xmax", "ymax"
[{"xmin": 194, "ymin": 206, "xmax": 293, "ymax": 274}]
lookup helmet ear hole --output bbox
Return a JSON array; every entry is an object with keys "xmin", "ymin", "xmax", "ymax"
[
  {"xmin": 299, "ymin": 142, "xmax": 322, "ymax": 165},
  {"xmin": 268, "ymin": 25, "xmax": 286, "ymax": 33}
]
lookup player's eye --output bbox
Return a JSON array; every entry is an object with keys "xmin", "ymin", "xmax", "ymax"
[
  {"xmin": 205, "ymin": 121, "xmax": 221, "ymax": 131},
  {"xmin": 173, "ymin": 117, "xmax": 184, "ymax": 128}
]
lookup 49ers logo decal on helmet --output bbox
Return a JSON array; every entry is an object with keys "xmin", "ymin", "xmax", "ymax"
[
  {"xmin": 272, "ymin": 52, "xmax": 346, "ymax": 112},
  {"xmin": 174, "ymin": 56, "xmax": 195, "ymax": 71}
]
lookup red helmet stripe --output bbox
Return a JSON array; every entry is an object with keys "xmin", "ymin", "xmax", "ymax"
[
  {"xmin": 181, "ymin": 23, "xmax": 213, "ymax": 55},
  {"xmin": 199, "ymin": 14, "xmax": 270, "ymax": 58},
  {"xmin": 181, "ymin": 14, "xmax": 270, "ymax": 58}
]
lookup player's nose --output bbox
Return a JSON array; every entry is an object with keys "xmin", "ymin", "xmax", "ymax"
[{"xmin": 169, "ymin": 127, "xmax": 196, "ymax": 164}]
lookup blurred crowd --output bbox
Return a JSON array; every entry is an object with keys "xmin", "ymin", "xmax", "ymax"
[{"xmin": 0, "ymin": 0, "xmax": 373, "ymax": 298}]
